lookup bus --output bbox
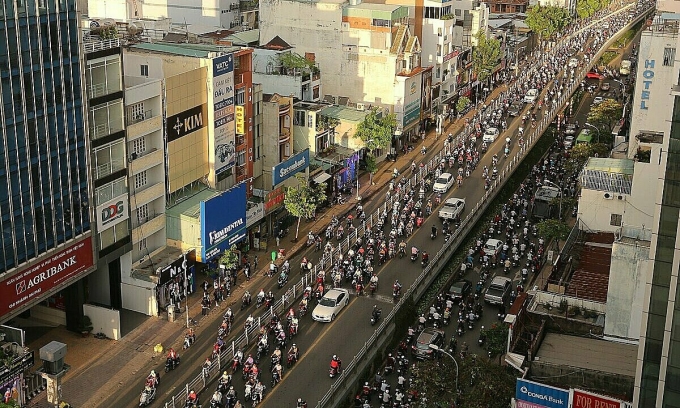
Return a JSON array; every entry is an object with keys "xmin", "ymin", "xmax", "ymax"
[
  {"xmin": 576, "ymin": 129, "xmax": 593, "ymax": 145},
  {"xmin": 531, "ymin": 185, "xmax": 561, "ymax": 220}
]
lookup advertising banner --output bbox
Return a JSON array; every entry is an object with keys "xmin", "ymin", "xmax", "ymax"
[
  {"xmin": 246, "ymin": 202, "xmax": 265, "ymax": 227},
  {"xmin": 213, "ymin": 54, "xmax": 236, "ymax": 178},
  {"xmin": 516, "ymin": 379, "xmax": 569, "ymax": 408},
  {"xmin": 96, "ymin": 193, "xmax": 129, "ymax": 231},
  {"xmin": 403, "ymin": 73, "xmax": 422, "ymax": 128},
  {"xmin": 272, "ymin": 149, "xmax": 310, "ymax": 187},
  {"xmin": 201, "ymin": 184, "xmax": 247, "ymax": 261},
  {"xmin": 235, "ymin": 105, "xmax": 245, "ymax": 135},
  {"xmin": 421, "ymin": 67, "xmax": 433, "ymax": 118},
  {"xmin": 265, "ymin": 187, "xmax": 285, "ymax": 213},
  {"xmin": 572, "ymin": 389, "xmax": 622, "ymax": 408},
  {"xmin": 0, "ymin": 237, "xmax": 94, "ymax": 318},
  {"xmin": 167, "ymin": 104, "xmax": 207, "ymax": 142},
  {"xmin": 159, "ymin": 250, "xmax": 197, "ymax": 286}
]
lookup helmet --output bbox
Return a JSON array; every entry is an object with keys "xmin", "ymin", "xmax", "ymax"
[
  {"xmin": 333, "ymin": 355, "xmax": 337, "ymax": 359},
  {"xmin": 298, "ymin": 398, "xmax": 302, "ymax": 403},
  {"xmin": 388, "ymin": 353, "xmax": 392, "ymax": 357},
  {"xmin": 150, "ymin": 370, "xmax": 155, "ymax": 375},
  {"xmin": 293, "ymin": 343, "xmax": 296, "ymax": 347}
]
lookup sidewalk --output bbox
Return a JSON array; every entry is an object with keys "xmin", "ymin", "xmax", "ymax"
[{"xmin": 25, "ymin": 82, "xmax": 509, "ymax": 408}]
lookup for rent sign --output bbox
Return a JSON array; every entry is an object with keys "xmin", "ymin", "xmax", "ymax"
[
  {"xmin": 572, "ymin": 389, "xmax": 623, "ymax": 408},
  {"xmin": 0, "ymin": 237, "xmax": 94, "ymax": 318}
]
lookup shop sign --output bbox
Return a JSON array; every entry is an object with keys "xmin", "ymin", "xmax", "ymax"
[
  {"xmin": 96, "ymin": 194, "xmax": 129, "ymax": 231},
  {"xmin": 0, "ymin": 237, "xmax": 94, "ymax": 318},
  {"xmin": 516, "ymin": 379, "xmax": 568, "ymax": 408},
  {"xmin": 443, "ymin": 50, "xmax": 459, "ymax": 63},
  {"xmin": 167, "ymin": 104, "xmax": 207, "ymax": 142},
  {"xmin": 246, "ymin": 202, "xmax": 265, "ymax": 227},
  {"xmin": 572, "ymin": 389, "xmax": 622, "ymax": 408},
  {"xmin": 0, "ymin": 351, "xmax": 33, "ymax": 384},
  {"xmin": 235, "ymin": 105, "xmax": 245, "ymax": 135},
  {"xmin": 201, "ymin": 184, "xmax": 247, "ymax": 261},
  {"xmin": 640, "ymin": 59, "xmax": 654, "ymax": 110},
  {"xmin": 272, "ymin": 149, "xmax": 310, "ymax": 187},
  {"xmin": 213, "ymin": 53, "xmax": 236, "ymax": 177},
  {"xmin": 265, "ymin": 187, "xmax": 285, "ymax": 213},
  {"xmin": 159, "ymin": 250, "xmax": 196, "ymax": 286}
]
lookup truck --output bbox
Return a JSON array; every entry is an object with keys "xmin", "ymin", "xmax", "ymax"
[
  {"xmin": 438, "ymin": 198, "xmax": 465, "ymax": 221},
  {"xmin": 620, "ymin": 60, "xmax": 632, "ymax": 75},
  {"xmin": 531, "ymin": 185, "xmax": 561, "ymax": 220},
  {"xmin": 484, "ymin": 276, "xmax": 512, "ymax": 305}
]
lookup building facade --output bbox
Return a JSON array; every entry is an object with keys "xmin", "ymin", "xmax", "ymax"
[{"xmin": 0, "ymin": 0, "xmax": 96, "ymax": 328}]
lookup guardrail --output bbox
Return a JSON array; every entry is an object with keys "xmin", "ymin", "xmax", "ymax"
[{"xmin": 314, "ymin": 5, "xmax": 653, "ymax": 407}]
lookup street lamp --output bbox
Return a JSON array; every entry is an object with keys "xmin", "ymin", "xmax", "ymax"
[
  {"xmin": 428, "ymin": 344, "xmax": 459, "ymax": 392},
  {"xmin": 584, "ymin": 122, "xmax": 601, "ymax": 143}
]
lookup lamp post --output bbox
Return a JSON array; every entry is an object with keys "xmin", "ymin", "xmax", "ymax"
[
  {"xmin": 584, "ymin": 122, "xmax": 601, "ymax": 143},
  {"xmin": 428, "ymin": 344, "xmax": 459, "ymax": 393}
]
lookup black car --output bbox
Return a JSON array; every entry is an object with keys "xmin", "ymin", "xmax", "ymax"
[
  {"xmin": 411, "ymin": 328, "xmax": 445, "ymax": 360},
  {"xmin": 447, "ymin": 280, "xmax": 472, "ymax": 302},
  {"xmin": 508, "ymin": 101, "xmax": 523, "ymax": 117}
]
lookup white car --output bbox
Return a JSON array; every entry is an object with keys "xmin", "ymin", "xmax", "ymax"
[
  {"xmin": 483, "ymin": 238, "xmax": 503, "ymax": 258},
  {"xmin": 433, "ymin": 173, "xmax": 454, "ymax": 194},
  {"xmin": 564, "ymin": 135, "xmax": 575, "ymax": 150},
  {"xmin": 438, "ymin": 198, "xmax": 466, "ymax": 220},
  {"xmin": 568, "ymin": 57, "xmax": 579, "ymax": 68},
  {"xmin": 523, "ymin": 89, "xmax": 539, "ymax": 104},
  {"xmin": 483, "ymin": 127, "xmax": 500, "ymax": 143},
  {"xmin": 312, "ymin": 288, "xmax": 350, "ymax": 322},
  {"xmin": 593, "ymin": 96, "xmax": 604, "ymax": 105}
]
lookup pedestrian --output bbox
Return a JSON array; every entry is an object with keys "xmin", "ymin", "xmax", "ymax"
[
  {"xmin": 276, "ymin": 234, "xmax": 280, "ymax": 247},
  {"xmin": 253, "ymin": 255, "xmax": 258, "ymax": 270},
  {"xmin": 202, "ymin": 280, "xmax": 209, "ymax": 294}
]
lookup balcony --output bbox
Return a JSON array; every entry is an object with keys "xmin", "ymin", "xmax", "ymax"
[
  {"xmin": 129, "ymin": 148, "xmax": 163, "ymax": 174},
  {"xmin": 132, "ymin": 213, "xmax": 166, "ymax": 243},
  {"xmin": 130, "ymin": 182, "xmax": 165, "ymax": 210},
  {"xmin": 279, "ymin": 104, "xmax": 291, "ymax": 116},
  {"xmin": 127, "ymin": 114, "xmax": 162, "ymax": 140},
  {"xmin": 126, "ymin": 109, "xmax": 153, "ymax": 126},
  {"xmin": 236, "ymin": 163, "xmax": 247, "ymax": 178},
  {"xmin": 236, "ymin": 134, "xmax": 246, "ymax": 147},
  {"xmin": 279, "ymin": 128, "xmax": 291, "ymax": 144},
  {"xmin": 82, "ymin": 35, "xmax": 120, "ymax": 54}
]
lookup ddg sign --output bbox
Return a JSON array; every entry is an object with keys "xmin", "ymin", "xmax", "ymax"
[
  {"xmin": 516, "ymin": 379, "xmax": 568, "ymax": 408},
  {"xmin": 96, "ymin": 194, "xmax": 129, "ymax": 231},
  {"xmin": 201, "ymin": 184, "xmax": 247, "ymax": 262},
  {"xmin": 272, "ymin": 149, "xmax": 310, "ymax": 187}
]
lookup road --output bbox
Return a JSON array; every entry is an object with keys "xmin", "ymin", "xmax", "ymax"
[{"xmin": 104, "ymin": 8, "xmax": 641, "ymax": 407}]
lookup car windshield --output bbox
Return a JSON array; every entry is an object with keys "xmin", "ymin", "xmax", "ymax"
[
  {"xmin": 319, "ymin": 297, "xmax": 336, "ymax": 307},
  {"xmin": 444, "ymin": 202, "xmax": 458, "ymax": 209},
  {"xmin": 436, "ymin": 177, "xmax": 448, "ymax": 184},
  {"xmin": 451, "ymin": 286, "xmax": 463, "ymax": 294}
]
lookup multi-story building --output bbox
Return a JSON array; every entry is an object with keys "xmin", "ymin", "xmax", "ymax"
[
  {"xmin": 421, "ymin": 1, "xmax": 458, "ymax": 114},
  {"xmin": 0, "ymin": 0, "xmax": 96, "ymax": 329},
  {"xmin": 487, "ymin": 0, "xmax": 528, "ymax": 14}
]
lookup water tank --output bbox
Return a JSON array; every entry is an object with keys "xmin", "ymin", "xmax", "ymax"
[{"xmin": 127, "ymin": 22, "xmax": 144, "ymax": 36}]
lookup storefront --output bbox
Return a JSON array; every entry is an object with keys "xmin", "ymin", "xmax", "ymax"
[{"xmin": 156, "ymin": 250, "xmax": 197, "ymax": 312}]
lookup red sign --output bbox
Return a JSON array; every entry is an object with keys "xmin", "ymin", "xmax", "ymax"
[
  {"xmin": 572, "ymin": 389, "xmax": 621, "ymax": 408},
  {"xmin": 265, "ymin": 187, "xmax": 285, "ymax": 213},
  {"xmin": 443, "ymin": 50, "xmax": 459, "ymax": 63},
  {"xmin": 0, "ymin": 237, "xmax": 94, "ymax": 318}
]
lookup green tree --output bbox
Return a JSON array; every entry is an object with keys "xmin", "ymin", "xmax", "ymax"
[
  {"xmin": 284, "ymin": 174, "xmax": 327, "ymax": 240},
  {"xmin": 472, "ymin": 30, "xmax": 502, "ymax": 84},
  {"xmin": 481, "ymin": 323, "xmax": 509, "ymax": 359},
  {"xmin": 587, "ymin": 99, "xmax": 622, "ymax": 135},
  {"xmin": 456, "ymin": 96, "xmax": 471, "ymax": 113},
  {"xmin": 565, "ymin": 142, "xmax": 610, "ymax": 173},
  {"xmin": 526, "ymin": 5, "xmax": 572, "ymax": 39},
  {"xmin": 576, "ymin": 0, "xmax": 610, "ymax": 19},
  {"xmin": 354, "ymin": 109, "xmax": 397, "ymax": 184},
  {"xmin": 219, "ymin": 245, "xmax": 239, "ymax": 270},
  {"xmin": 0, "ymin": 402, "xmax": 20, "ymax": 408},
  {"xmin": 536, "ymin": 218, "xmax": 571, "ymax": 250}
]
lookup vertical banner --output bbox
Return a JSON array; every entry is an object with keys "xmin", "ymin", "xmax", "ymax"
[
  {"xmin": 421, "ymin": 67, "xmax": 433, "ymax": 118},
  {"xmin": 213, "ymin": 54, "xmax": 236, "ymax": 178},
  {"xmin": 235, "ymin": 105, "xmax": 245, "ymax": 135}
]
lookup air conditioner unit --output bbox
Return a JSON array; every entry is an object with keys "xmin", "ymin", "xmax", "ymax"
[
  {"xmin": 357, "ymin": 103, "xmax": 365, "ymax": 111},
  {"xmin": 617, "ymin": 195, "xmax": 624, "ymax": 200},
  {"xmin": 604, "ymin": 192, "xmax": 613, "ymax": 200}
]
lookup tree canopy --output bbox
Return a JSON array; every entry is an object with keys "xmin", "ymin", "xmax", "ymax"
[
  {"xmin": 284, "ymin": 174, "xmax": 327, "ymax": 240},
  {"xmin": 526, "ymin": 5, "xmax": 572, "ymax": 39},
  {"xmin": 587, "ymin": 99, "xmax": 622, "ymax": 135},
  {"xmin": 576, "ymin": 0, "xmax": 611, "ymax": 19},
  {"xmin": 565, "ymin": 142, "xmax": 610, "ymax": 173},
  {"xmin": 472, "ymin": 30, "xmax": 502, "ymax": 83},
  {"xmin": 537, "ymin": 218, "xmax": 571, "ymax": 250},
  {"xmin": 457, "ymin": 96, "xmax": 471, "ymax": 113},
  {"xmin": 219, "ymin": 245, "xmax": 239, "ymax": 270},
  {"xmin": 354, "ymin": 109, "xmax": 397, "ymax": 153}
]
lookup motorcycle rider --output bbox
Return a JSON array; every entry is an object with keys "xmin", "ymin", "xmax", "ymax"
[
  {"xmin": 166, "ymin": 348, "xmax": 179, "ymax": 368},
  {"xmin": 211, "ymin": 390, "xmax": 222, "ymax": 405},
  {"xmin": 297, "ymin": 398, "xmax": 308, "ymax": 408},
  {"xmin": 219, "ymin": 371, "xmax": 231, "ymax": 390},
  {"xmin": 271, "ymin": 347, "xmax": 282, "ymax": 365},
  {"xmin": 431, "ymin": 224, "xmax": 437, "ymax": 237},
  {"xmin": 242, "ymin": 290, "xmax": 251, "ymax": 305},
  {"xmin": 146, "ymin": 370, "xmax": 159, "ymax": 388},
  {"xmin": 369, "ymin": 273, "xmax": 379, "ymax": 289},
  {"xmin": 257, "ymin": 288, "xmax": 266, "ymax": 305},
  {"xmin": 186, "ymin": 390, "xmax": 198, "ymax": 406},
  {"xmin": 330, "ymin": 355, "xmax": 342, "ymax": 373},
  {"xmin": 273, "ymin": 360, "xmax": 283, "ymax": 382},
  {"xmin": 288, "ymin": 343, "xmax": 299, "ymax": 363},
  {"xmin": 422, "ymin": 251, "xmax": 429, "ymax": 264},
  {"xmin": 372, "ymin": 305, "xmax": 381, "ymax": 321},
  {"xmin": 398, "ymin": 240, "xmax": 407, "ymax": 255}
]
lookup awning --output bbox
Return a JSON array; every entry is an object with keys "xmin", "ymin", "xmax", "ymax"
[{"xmin": 314, "ymin": 172, "xmax": 332, "ymax": 184}]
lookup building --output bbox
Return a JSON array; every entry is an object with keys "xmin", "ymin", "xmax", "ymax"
[
  {"xmin": 252, "ymin": 37, "xmax": 322, "ymax": 102},
  {"xmin": 0, "ymin": 0, "xmax": 97, "ymax": 329},
  {"xmin": 487, "ymin": 0, "xmax": 528, "ymax": 14}
]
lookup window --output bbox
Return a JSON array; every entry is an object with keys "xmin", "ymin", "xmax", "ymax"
[
  {"xmin": 132, "ymin": 137, "xmax": 146, "ymax": 156},
  {"xmin": 94, "ymin": 140, "xmax": 126, "ymax": 180},
  {"xmin": 139, "ymin": 237, "xmax": 147, "ymax": 252},
  {"xmin": 610, "ymin": 213, "xmax": 622, "ymax": 226},
  {"xmin": 99, "ymin": 223, "xmax": 129, "ymax": 249},
  {"xmin": 237, "ymin": 151, "xmax": 246, "ymax": 166},
  {"xmin": 372, "ymin": 19, "xmax": 390, "ymax": 27},
  {"xmin": 307, "ymin": 114, "xmax": 313, "ymax": 128},
  {"xmin": 96, "ymin": 179, "xmax": 128, "ymax": 206},
  {"xmin": 294, "ymin": 110, "xmax": 305, "ymax": 126},
  {"xmin": 664, "ymin": 48, "xmax": 676, "ymax": 66},
  {"xmin": 313, "ymin": 86, "xmax": 320, "ymax": 100},
  {"xmin": 136, "ymin": 203, "xmax": 149, "ymax": 223},
  {"xmin": 236, "ymin": 88, "xmax": 245, "ymax": 105},
  {"xmin": 140, "ymin": 64, "xmax": 149, "ymax": 76},
  {"xmin": 134, "ymin": 171, "xmax": 148, "ymax": 190}
]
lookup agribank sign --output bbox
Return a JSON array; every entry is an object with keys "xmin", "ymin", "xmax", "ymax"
[
  {"xmin": 516, "ymin": 379, "xmax": 568, "ymax": 408},
  {"xmin": 272, "ymin": 149, "xmax": 310, "ymax": 187}
]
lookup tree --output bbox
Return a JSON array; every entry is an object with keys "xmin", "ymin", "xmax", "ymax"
[
  {"xmin": 526, "ymin": 5, "xmax": 572, "ymax": 39},
  {"xmin": 536, "ymin": 218, "xmax": 571, "ymax": 250},
  {"xmin": 587, "ymin": 99, "xmax": 622, "ymax": 135},
  {"xmin": 480, "ymin": 323, "xmax": 509, "ymax": 359},
  {"xmin": 576, "ymin": 0, "xmax": 610, "ymax": 19},
  {"xmin": 284, "ymin": 174, "xmax": 327, "ymax": 240},
  {"xmin": 472, "ymin": 30, "xmax": 502, "ymax": 84},
  {"xmin": 0, "ymin": 402, "xmax": 20, "ymax": 408},
  {"xmin": 565, "ymin": 142, "xmax": 609, "ymax": 173},
  {"xmin": 354, "ymin": 109, "xmax": 397, "ymax": 184},
  {"xmin": 457, "ymin": 96, "xmax": 471, "ymax": 113},
  {"xmin": 219, "ymin": 245, "xmax": 239, "ymax": 270}
]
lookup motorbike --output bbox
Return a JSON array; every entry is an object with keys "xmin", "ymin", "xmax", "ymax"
[
  {"xmin": 139, "ymin": 386, "xmax": 156, "ymax": 407},
  {"xmin": 421, "ymin": 256, "xmax": 429, "ymax": 267},
  {"xmin": 448, "ymin": 337, "xmax": 457, "ymax": 354},
  {"xmin": 278, "ymin": 272, "xmax": 289, "ymax": 288},
  {"xmin": 165, "ymin": 356, "xmax": 180, "ymax": 372},
  {"xmin": 287, "ymin": 353, "xmax": 298, "ymax": 367},
  {"xmin": 410, "ymin": 249, "xmax": 419, "ymax": 262},
  {"xmin": 371, "ymin": 308, "xmax": 382, "ymax": 325},
  {"xmin": 329, "ymin": 364, "xmax": 340, "ymax": 378},
  {"xmin": 183, "ymin": 334, "xmax": 195, "ymax": 350},
  {"xmin": 479, "ymin": 328, "xmax": 486, "ymax": 346},
  {"xmin": 256, "ymin": 341, "xmax": 268, "ymax": 361},
  {"xmin": 399, "ymin": 247, "xmax": 406, "ymax": 259},
  {"xmin": 430, "ymin": 229, "xmax": 437, "ymax": 240}
]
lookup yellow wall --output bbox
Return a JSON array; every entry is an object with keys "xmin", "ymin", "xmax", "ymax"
[{"xmin": 166, "ymin": 67, "xmax": 210, "ymax": 193}]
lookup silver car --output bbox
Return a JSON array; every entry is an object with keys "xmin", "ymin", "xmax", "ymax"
[{"xmin": 312, "ymin": 288, "xmax": 350, "ymax": 322}]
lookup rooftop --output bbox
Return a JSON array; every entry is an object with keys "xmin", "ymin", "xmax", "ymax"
[
  {"xmin": 294, "ymin": 101, "xmax": 332, "ymax": 111},
  {"xmin": 166, "ymin": 189, "xmax": 221, "ymax": 220},
  {"xmin": 129, "ymin": 42, "xmax": 241, "ymax": 58},
  {"xmin": 320, "ymin": 105, "xmax": 372, "ymax": 123},
  {"xmin": 581, "ymin": 158, "xmax": 634, "ymax": 195},
  {"xmin": 131, "ymin": 246, "xmax": 186, "ymax": 280},
  {"xmin": 536, "ymin": 333, "xmax": 637, "ymax": 377},
  {"xmin": 565, "ymin": 233, "xmax": 615, "ymax": 303},
  {"xmin": 225, "ymin": 29, "xmax": 261, "ymax": 46}
]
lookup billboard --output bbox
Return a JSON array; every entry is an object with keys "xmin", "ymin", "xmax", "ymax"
[
  {"xmin": 272, "ymin": 149, "xmax": 310, "ymax": 187},
  {"xmin": 167, "ymin": 104, "xmax": 207, "ymax": 142},
  {"xmin": 403, "ymin": 73, "xmax": 422, "ymax": 128},
  {"xmin": 201, "ymin": 184, "xmax": 247, "ymax": 261},
  {"xmin": 0, "ymin": 237, "xmax": 94, "ymax": 318},
  {"xmin": 96, "ymin": 194, "xmax": 129, "ymax": 231},
  {"xmin": 159, "ymin": 250, "xmax": 197, "ymax": 286},
  {"xmin": 213, "ymin": 54, "xmax": 236, "ymax": 178},
  {"xmin": 572, "ymin": 389, "xmax": 622, "ymax": 408},
  {"xmin": 516, "ymin": 379, "xmax": 569, "ymax": 408},
  {"xmin": 421, "ymin": 67, "xmax": 433, "ymax": 117},
  {"xmin": 265, "ymin": 187, "xmax": 285, "ymax": 213},
  {"xmin": 235, "ymin": 105, "xmax": 245, "ymax": 135}
]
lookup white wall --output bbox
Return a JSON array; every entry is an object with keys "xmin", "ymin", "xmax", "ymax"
[
  {"xmin": 123, "ymin": 52, "xmax": 165, "ymax": 80},
  {"xmin": 604, "ymin": 240, "xmax": 649, "ymax": 340},
  {"xmin": 141, "ymin": 0, "xmax": 227, "ymax": 29},
  {"xmin": 625, "ymin": 161, "xmax": 658, "ymax": 230},
  {"xmin": 253, "ymin": 73, "xmax": 302, "ymax": 100},
  {"xmin": 578, "ymin": 189, "xmax": 627, "ymax": 232},
  {"xmin": 83, "ymin": 304, "xmax": 122, "ymax": 340},
  {"xmin": 87, "ymin": 0, "xmax": 130, "ymax": 19}
]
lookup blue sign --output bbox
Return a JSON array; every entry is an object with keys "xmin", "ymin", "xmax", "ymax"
[
  {"xmin": 213, "ymin": 54, "xmax": 234, "ymax": 76},
  {"xmin": 201, "ymin": 184, "xmax": 247, "ymax": 261},
  {"xmin": 272, "ymin": 149, "xmax": 310, "ymax": 187},
  {"xmin": 516, "ymin": 379, "xmax": 569, "ymax": 408}
]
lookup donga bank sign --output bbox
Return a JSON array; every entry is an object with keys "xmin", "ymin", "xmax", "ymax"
[
  {"xmin": 201, "ymin": 184, "xmax": 247, "ymax": 261},
  {"xmin": 516, "ymin": 379, "xmax": 568, "ymax": 408},
  {"xmin": 272, "ymin": 149, "xmax": 310, "ymax": 187}
]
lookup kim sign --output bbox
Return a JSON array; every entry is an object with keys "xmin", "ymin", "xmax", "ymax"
[
  {"xmin": 516, "ymin": 379, "xmax": 569, "ymax": 408},
  {"xmin": 201, "ymin": 183, "xmax": 247, "ymax": 262},
  {"xmin": 272, "ymin": 149, "xmax": 310, "ymax": 187}
]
